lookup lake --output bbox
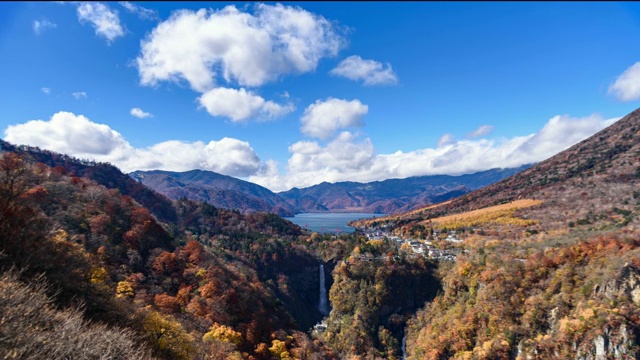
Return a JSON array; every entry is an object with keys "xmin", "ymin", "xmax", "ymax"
[{"xmin": 284, "ymin": 213, "xmax": 386, "ymax": 233}]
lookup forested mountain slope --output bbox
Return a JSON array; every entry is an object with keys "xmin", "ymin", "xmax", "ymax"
[{"xmin": 356, "ymin": 108, "xmax": 640, "ymax": 359}]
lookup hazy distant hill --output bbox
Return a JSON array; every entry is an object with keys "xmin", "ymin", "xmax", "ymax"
[
  {"xmin": 129, "ymin": 169, "xmax": 300, "ymax": 217},
  {"xmin": 278, "ymin": 166, "xmax": 530, "ymax": 214}
]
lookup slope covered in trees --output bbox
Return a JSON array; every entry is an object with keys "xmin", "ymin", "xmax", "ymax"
[
  {"xmin": 4, "ymin": 105, "xmax": 637, "ymax": 359},
  {"xmin": 370, "ymin": 108, "xmax": 640, "ymax": 359},
  {"xmin": 0, "ymin": 149, "xmax": 331, "ymax": 359},
  {"xmin": 0, "ymin": 142, "xmax": 440, "ymax": 359}
]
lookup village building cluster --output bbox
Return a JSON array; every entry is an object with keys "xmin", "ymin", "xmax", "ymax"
[{"xmin": 355, "ymin": 225, "xmax": 462, "ymax": 261}]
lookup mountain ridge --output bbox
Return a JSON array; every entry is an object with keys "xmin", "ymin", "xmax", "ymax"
[
  {"xmin": 129, "ymin": 169, "xmax": 300, "ymax": 217},
  {"xmin": 279, "ymin": 165, "xmax": 531, "ymax": 214}
]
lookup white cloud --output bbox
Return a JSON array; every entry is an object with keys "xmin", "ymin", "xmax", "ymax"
[
  {"xmin": 72, "ymin": 91, "xmax": 87, "ymax": 99},
  {"xmin": 466, "ymin": 125, "xmax": 494, "ymax": 139},
  {"xmin": 119, "ymin": 1, "xmax": 158, "ymax": 20},
  {"xmin": 4, "ymin": 111, "xmax": 618, "ymax": 192},
  {"xmin": 250, "ymin": 113, "xmax": 620, "ymax": 192},
  {"xmin": 609, "ymin": 62, "xmax": 640, "ymax": 101},
  {"xmin": 4, "ymin": 112, "xmax": 128, "ymax": 157},
  {"xmin": 136, "ymin": 4, "xmax": 345, "ymax": 92},
  {"xmin": 437, "ymin": 134, "xmax": 455, "ymax": 147},
  {"xmin": 300, "ymin": 98, "xmax": 368, "ymax": 139},
  {"xmin": 510, "ymin": 114, "xmax": 619, "ymax": 161},
  {"xmin": 3, "ymin": 112, "xmax": 262, "ymax": 177},
  {"xmin": 33, "ymin": 20, "xmax": 57, "ymax": 35},
  {"xmin": 330, "ymin": 55, "xmax": 398, "ymax": 85},
  {"xmin": 40, "ymin": 87, "xmax": 51, "ymax": 95},
  {"xmin": 198, "ymin": 87, "xmax": 294, "ymax": 122},
  {"xmin": 77, "ymin": 2, "xmax": 124, "ymax": 42},
  {"xmin": 130, "ymin": 107, "xmax": 152, "ymax": 118},
  {"xmin": 129, "ymin": 138, "xmax": 261, "ymax": 177}
]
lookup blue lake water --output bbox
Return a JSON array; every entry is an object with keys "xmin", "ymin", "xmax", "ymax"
[{"xmin": 284, "ymin": 213, "xmax": 386, "ymax": 233}]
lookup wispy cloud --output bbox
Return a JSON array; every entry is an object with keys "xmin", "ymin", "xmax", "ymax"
[
  {"xmin": 130, "ymin": 107, "xmax": 153, "ymax": 118},
  {"xmin": 40, "ymin": 87, "xmax": 51, "ymax": 95},
  {"xmin": 437, "ymin": 134, "xmax": 455, "ymax": 147},
  {"xmin": 465, "ymin": 125, "xmax": 494, "ymax": 139},
  {"xmin": 76, "ymin": 2, "xmax": 124, "ymax": 43},
  {"xmin": 72, "ymin": 91, "xmax": 87, "ymax": 99},
  {"xmin": 330, "ymin": 55, "xmax": 398, "ymax": 86},
  {"xmin": 119, "ymin": 2, "xmax": 158, "ymax": 20},
  {"xmin": 33, "ymin": 20, "xmax": 57, "ymax": 35}
]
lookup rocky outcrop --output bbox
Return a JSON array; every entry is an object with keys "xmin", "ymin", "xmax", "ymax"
[
  {"xmin": 575, "ymin": 325, "xmax": 634, "ymax": 360},
  {"xmin": 593, "ymin": 264, "xmax": 640, "ymax": 305}
]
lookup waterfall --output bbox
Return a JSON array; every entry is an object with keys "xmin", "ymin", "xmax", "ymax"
[
  {"xmin": 318, "ymin": 264, "xmax": 329, "ymax": 316},
  {"xmin": 401, "ymin": 334, "xmax": 407, "ymax": 359}
]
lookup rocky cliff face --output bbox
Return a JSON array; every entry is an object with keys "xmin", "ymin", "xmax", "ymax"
[
  {"xmin": 574, "ymin": 325, "xmax": 634, "ymax": 360},
  {"xmin": 516, "ymin": 265, "xmax": 640, "ymax": 360},
  {"xmin": 593, "ymin": 264, "xmax": 640, "ymax": 305}
]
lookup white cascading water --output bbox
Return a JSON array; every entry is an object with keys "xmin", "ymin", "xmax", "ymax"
[
  {"xmin": 402, "ymin": 334, "xmax": 407, "ymax": 359},
  {"xmin": 318, "ymin": 264, "xmax": 329, "ymax": 316}
]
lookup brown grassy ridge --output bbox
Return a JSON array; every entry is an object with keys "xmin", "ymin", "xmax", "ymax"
[
  {"xmin": 352, "ymin": 200, "xmax": 453, "ymax": 227},
  {"xmin": 421, "ymin": 199, "xmax": 544, "ymax": 229}
]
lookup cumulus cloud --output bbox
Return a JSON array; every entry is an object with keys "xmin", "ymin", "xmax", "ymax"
[
  {"xmin": 72, "ymin": 91, "xmax": 87, "ymax": 99},
  {"xmin": 130, "ymin": 107, "xmax": 152, "ymax": 118},
  {"xmin": 136, "ymin": 3, "xmax": 345, "ymax": 92},
  {"xmin": 300, "ymin": 98, "xmax": 368, "ymax": 139},
  {"xmin": 466, "ymin": 125, "xmax": 494, "ymax": 139},
  {"xmin": 3, "ymin": 112, "xmax": 261, "ymax": 177},
  {"xmin": 198, "ymin": 87, "xmax": 294, "ymax": 122},
  {"xmin": 33, "ymin": 20, "xmax": 57, "ymax": 35},
  {"xmin": 250, "ymin": 113, "xmax": 620, "ymax": 192},
  {"xmin": 119, "ymin": 1, "xmax": 158, "ymax": 20},
  {"xmin": 40, "ymin": 87, "xmax": 51, "ymax": 95},
  {"xmin": 609, "ymin": 62, "xmax": 640, "ymax": 101},
  {"xmin": 330, "ymin": 55, "xmax": 398, "ymax": 85},
  {"xmin": 4, "ymin": 111, "xmax": 618, "ymax": 192},
  {"xmin": 5, "ymin": 112, "xmax": 128, "ymax": 157},
  {"xmin": 77, "ymin": 2, "xmax": 124, "ymax": 42}
]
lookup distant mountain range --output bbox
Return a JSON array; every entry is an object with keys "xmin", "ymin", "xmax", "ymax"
[
  {"xmin": 130, "ymin": 166, "xmax": 530, "ymax": 216},
  {"xmin": 278, "ymin": 166, "xmax": 531, "ymax": 214},
  {"xmin": 129, "ymin": 169, "xmax": 299, "ymax": 217}
]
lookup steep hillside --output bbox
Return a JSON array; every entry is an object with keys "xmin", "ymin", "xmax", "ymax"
[
  {"xmin": 279, "ymin": 166, "xmax": 529, "ymax": 214},
  {"xmin": 130, "ymin": 169, "xmax": 299, "ymax": 217},
  {"xmin": 365, "ymin": 108, "xmax": 640, "ymax": 359},
  {"xmin": 0, "ymin": 149, "xmax": 341, "ymax": 359},
  {"xmin": 0, "ymin": 139, "xmax": 176, "ymax": 222}
]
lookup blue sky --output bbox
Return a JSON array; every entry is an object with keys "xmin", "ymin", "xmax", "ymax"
[{"xmin": 2, "ymin": 2, "xmax": 640, "ymax": 191}]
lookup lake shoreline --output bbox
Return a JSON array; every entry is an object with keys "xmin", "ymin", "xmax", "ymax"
[{"xmin": 284, "ymin": 213, "xmax": 386, "ymax": 234}]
